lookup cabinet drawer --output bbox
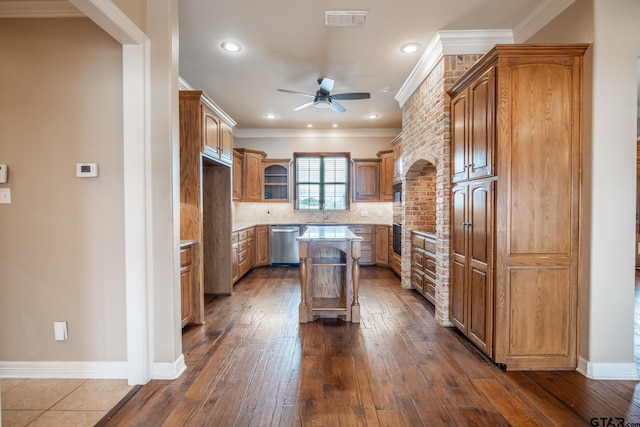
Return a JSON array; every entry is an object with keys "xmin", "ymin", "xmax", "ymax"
[
  {"xmin": 180, "ymin": 247, "xmax": 193, "ymax": 266},
  {"xmin": 350, "ymin": 225, "xmax": 373, "ymax": 234},
  {"xmin": 232, "ymin": 232, "xmax": 239, "ymax": 243},
  {"xmin": 411, "ymin": 233, "xmax": 425, "ymax": 249},
  {"xmin": 411, "ymin": 268, "xmax": 424, "ymax": 293},
  {"xmin": 424, "ymin": 236, "xmax": 436, "ymax": 253},
  {"xmin": 423, "ymin": 274, "xmax": 436, "ymax": 300},
  {"xmin": 238, "ymin": 250, "xmax": 247, "ymax": 263},
  {"xmin": 238, "ymin": 230, "xmax": 248, "ymax": 241},
  {"xmin": 423, "ymin": 252, "xmax": 436, "ymax": 278},
  {"xmin": 247, "ymin": 228, "xmax": 255, "ymax": 238},
  {"xmin": 411, "ymin": 249, "xmax": 423, "ymax": 269},
  {"xmin": 238, "ymin": 241, "xmax": 248, "ymax": 252}
]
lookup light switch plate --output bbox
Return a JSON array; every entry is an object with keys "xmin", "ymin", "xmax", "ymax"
[{"xmin": 0, "ymin": 188, "xmax": 10, "ymax": 204}]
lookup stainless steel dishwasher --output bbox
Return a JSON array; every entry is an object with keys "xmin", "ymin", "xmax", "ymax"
[{"xmin": 270, "ymin": 225, "xmax": 300, "ymax": 265}]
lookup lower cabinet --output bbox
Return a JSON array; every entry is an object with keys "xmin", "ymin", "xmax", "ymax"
[
  {"xmin": 180, "ymin": 243, "xmax": 195, "ymax": 327},
  {"xmin": 231, "ymin": 232, "xmax": 239, "ymax": 283},
  {"xmin": 410, "ymin": 231, "xmax": 436, "ymax": 305},
  {"xmin": 375, "ymin": 225, "xmax": 389, "ymax": 266},
  {"xmin": 451, "ymin": 180, "xmax": 493, "ymax": 358},
  {"xmin": 254, "ymin": 225, "xmax": 269, "ymax": 266},
  {"xmin": 349, "ymin": 225, "xmax": 374, "ymax": 265}
]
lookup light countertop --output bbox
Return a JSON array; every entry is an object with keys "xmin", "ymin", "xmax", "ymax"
[{"xmin": 297, "ymin": 225, "xmax": 362, "ymax": 241}]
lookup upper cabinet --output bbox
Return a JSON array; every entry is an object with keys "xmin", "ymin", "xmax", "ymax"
[
  {"xmin": 352, "ymin": 159, "xmax": 380, "ymax": 202},
  {"xmin": 391, "ymin": 133, "xmax": 403, "ymax": 183},
  {"xmin": 377, "ymin": 150, "xmax": 393, "ymax": 202},
  {"xmin": 232, "ymin": 150, "xmax": 243, "ymax": 201},
  {"xmin": 263, "ymin": 159, "xmax": 290, "ymax": 202},
  {"xmin": 180, "ymin": 90, "xmax": 233, "ymax": 167},
  {"xmin": 220, "ymin": 122, "xmax": 233, "ymax": 165},
  {"xmin": 451, "ymin": 68, "xmax": 495, "ymax": 183},
  {"xmin": 234, "ymin": 148, "xmax": 266, "ymax": 202}
]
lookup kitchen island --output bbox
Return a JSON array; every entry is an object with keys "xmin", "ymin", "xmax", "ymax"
[{"xmin": 297, "ymin": 225, "xmax": 362, "ymax": 323}]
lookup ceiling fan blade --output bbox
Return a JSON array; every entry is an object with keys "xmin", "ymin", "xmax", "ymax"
[
  {"xmin": 331, "ymin": 92, "xmax": 370, "ymax": 100},
  {"xmin": 330, "ymin": 101, "xmax": 346, "ymax": 113},
  {"xmin": 293, "ymin": 101, "xmax": 314, "ymax": 111},
  {"xmin": 277, "ymin": 89, "xmax": 314, "ymax": 98},
  {"xmin": 319, "ymin": 77, "xmax": 334, "ymax": 94}
]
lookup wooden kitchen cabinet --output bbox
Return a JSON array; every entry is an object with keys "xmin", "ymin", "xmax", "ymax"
[
  {"xmin": 377, "ymin": 150, "xmax": 394, "ymax": 202},
  {"xmin": 231, "ymin": 232, "xmax": 239, "ymax": 284},
  {"xmin": 235, "ymin": 148, "xmax": 266, "ymax": 202},
  {"xmin": 180, "ymin": 90, "xmax": 235, "ymax": 324},
  {"xmin": 180, "ymin": 90, "xmax": 233, "ymax": 167},
  {"xmin": 450, "ymin": 180, "xmax": 494, "ymax": 357},
  {"xmin": 180, "ymin": 242, "xmax": 195, "ymax": 327},
  {"xmin": 411, "ymin": 231, "xmax": 437, "ymax": 305},
  {"xmin": 352, "ymin": 160, "xmax": 380, "ymax": 202},
  {"xmin": 348, "ymin": 225, "xmax": 374, "ymax": 265},
  {"xmin": 220, "ymin": 122, "xmax": 233, "ymax": 165},
  {"xmin": 263, "ymin": 159, "xmax": 290, "ymax": 202},
  {"xmin": 391, "ymin": 133, "xmax": 402, "ymax": 184},
  {"xmin": 247, "ymin": 227, "xmax": 255, "ymax": 270},
  {"xmin": 451, "ymin": 67, "xmax": 494, "ymax": 183},
  {"xmin": 254, "ymin": 225, "xmax": 270, "ymax": 266},
  {"xmin": 448, "ymin": 44, "xmax": 587, "ymax": 369},
  {"xmin": 375, "ymin": 225, "xmax": 389, "ymax": 266},
  {"xmin": 232, "ymin": 149, "xmax": 243, "ymax": 201}
]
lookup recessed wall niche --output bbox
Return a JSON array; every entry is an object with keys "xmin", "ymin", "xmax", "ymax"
[{"xmin": 405, "ymin": 160, "xmax": 437, "ymax": 233}]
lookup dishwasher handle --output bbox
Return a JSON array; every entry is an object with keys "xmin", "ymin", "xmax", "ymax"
[{"xmin": 271, "ymin": 228, "xmax": 299, "ymax": 233}]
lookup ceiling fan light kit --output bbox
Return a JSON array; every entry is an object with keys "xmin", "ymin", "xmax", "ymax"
[{"xmin": 278, "ymin": 77, "xmax": 370, "ymax": 114}]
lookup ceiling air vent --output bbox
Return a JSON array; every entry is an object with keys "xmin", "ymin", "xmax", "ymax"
[{"xmin": 324, "ymin": 10, "xmax": 369, "ymax": 27}]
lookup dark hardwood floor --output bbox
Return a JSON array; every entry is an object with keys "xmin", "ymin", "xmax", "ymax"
[{"xmin": 103, "ymin": 267, "xmax": 640, "ymax": 426}]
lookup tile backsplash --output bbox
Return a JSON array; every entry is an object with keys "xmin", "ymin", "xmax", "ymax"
[{"xmin": 233, "ymin": 202, "xmax": 393, "ymax": 227}]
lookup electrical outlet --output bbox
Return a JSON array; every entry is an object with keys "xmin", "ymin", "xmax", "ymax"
[{"xmin": 54, "ymin": 321, "xmax": 68, "ymax": 341}]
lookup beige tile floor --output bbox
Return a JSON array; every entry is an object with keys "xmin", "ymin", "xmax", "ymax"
[{"xmin": 1, "ymin": 378, "xmax": 133, "ymax": 427}]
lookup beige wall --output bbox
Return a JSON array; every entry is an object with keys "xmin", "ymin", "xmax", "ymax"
[
  {"xmin": 235, "ymin": 135, "xmax": 395, "ymax": 159},
  {"xmin": 529, "ymin": 0, "xmax": 640, "ymax": 372},
  {"xmin": 0, "ymin": 19, "xmax": 127, "ymax": 361}
]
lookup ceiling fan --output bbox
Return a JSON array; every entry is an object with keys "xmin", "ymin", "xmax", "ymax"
[{"xmin": 277, "ymin": 77, "xmax": 370, "ymax": 113}]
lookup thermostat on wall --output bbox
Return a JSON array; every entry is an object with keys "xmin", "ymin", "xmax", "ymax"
[{"xmin": 76, "ymin": 163, "xmax": 98, "ymax": 178}]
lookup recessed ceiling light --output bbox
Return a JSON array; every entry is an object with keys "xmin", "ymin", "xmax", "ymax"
[
  {"xmin": 264, "ymin": 113, "xmax": 277, "ymax": 119},
  {"xmin": 307, "ymin": 124, "xmax": 313, "ymax": 128},
  {"xmin": 221, "ymin": 41, "xmax": 241, "ymax": 53},
  {"xmin": 400, "ymin": 43, "xmax": 421, "ymax": 54},
  {"xmin": 332, "ymin": 124, "xmax": 338, "ymax": 128},
  {"xmin": 366, "ymin": 113, "xmax": 379, "ymax": 119}
]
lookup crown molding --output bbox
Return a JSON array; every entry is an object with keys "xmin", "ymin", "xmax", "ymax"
[
  {"xmin": 513, "ymin": 0, "xmax": 576, "ymax": 43},
  {"xmin": 395, "ymin": 29, "xmax": 513, "ymax": 107},
  {"xmin": 0, "ymin": 1, "xmax": 83, "ymax": 18},
  {"xmin": 178, "ymin": 76, "xmax": 237, "ymax": 127},
  {"xmin": 234, "ymin": 128, "xmax": 402, "ymax": 139}
]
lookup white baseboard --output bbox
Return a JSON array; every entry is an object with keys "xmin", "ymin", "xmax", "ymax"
[
  {"xmin": 577, "ymin": 356, "xmax": 639, "ymax": 380},
  {"xmin": 0, "ymin": 361, "xmax": 128, "ymax": 379},
  {"xmin": 153, "ymin": 354, "xmax": 187, "ymax": 380},
  {"xmin": 0, "ymin": 354, "xmax": 187, "ymax": 381}
]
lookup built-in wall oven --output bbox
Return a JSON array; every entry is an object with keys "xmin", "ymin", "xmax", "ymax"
[{"xmin": 392, "ymin": 223, "xmax": 402, "ymax": 255}]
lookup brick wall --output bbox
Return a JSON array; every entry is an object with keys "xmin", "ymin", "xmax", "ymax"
[{"xmin": 400, "ymin": 54, "xmax": 481, "ymax": 326}]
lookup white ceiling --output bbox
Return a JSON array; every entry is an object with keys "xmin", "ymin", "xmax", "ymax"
[
  {"xmin": 7, "ymin": 1, "xmax": 618, "ymax": 133},
  {"xmin": 178, "ymin": 0, "xmax": 570, "ymax": 133}
]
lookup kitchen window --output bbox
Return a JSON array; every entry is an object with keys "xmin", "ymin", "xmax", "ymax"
[{"xmin": 294, "ymin": 153, "xmax": 349, "ymax": 211}]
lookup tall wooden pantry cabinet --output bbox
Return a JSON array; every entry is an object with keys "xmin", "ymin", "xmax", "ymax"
[{"xmin": 448, "ymin": 44, "xmax": 588, "ymax": 370}]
